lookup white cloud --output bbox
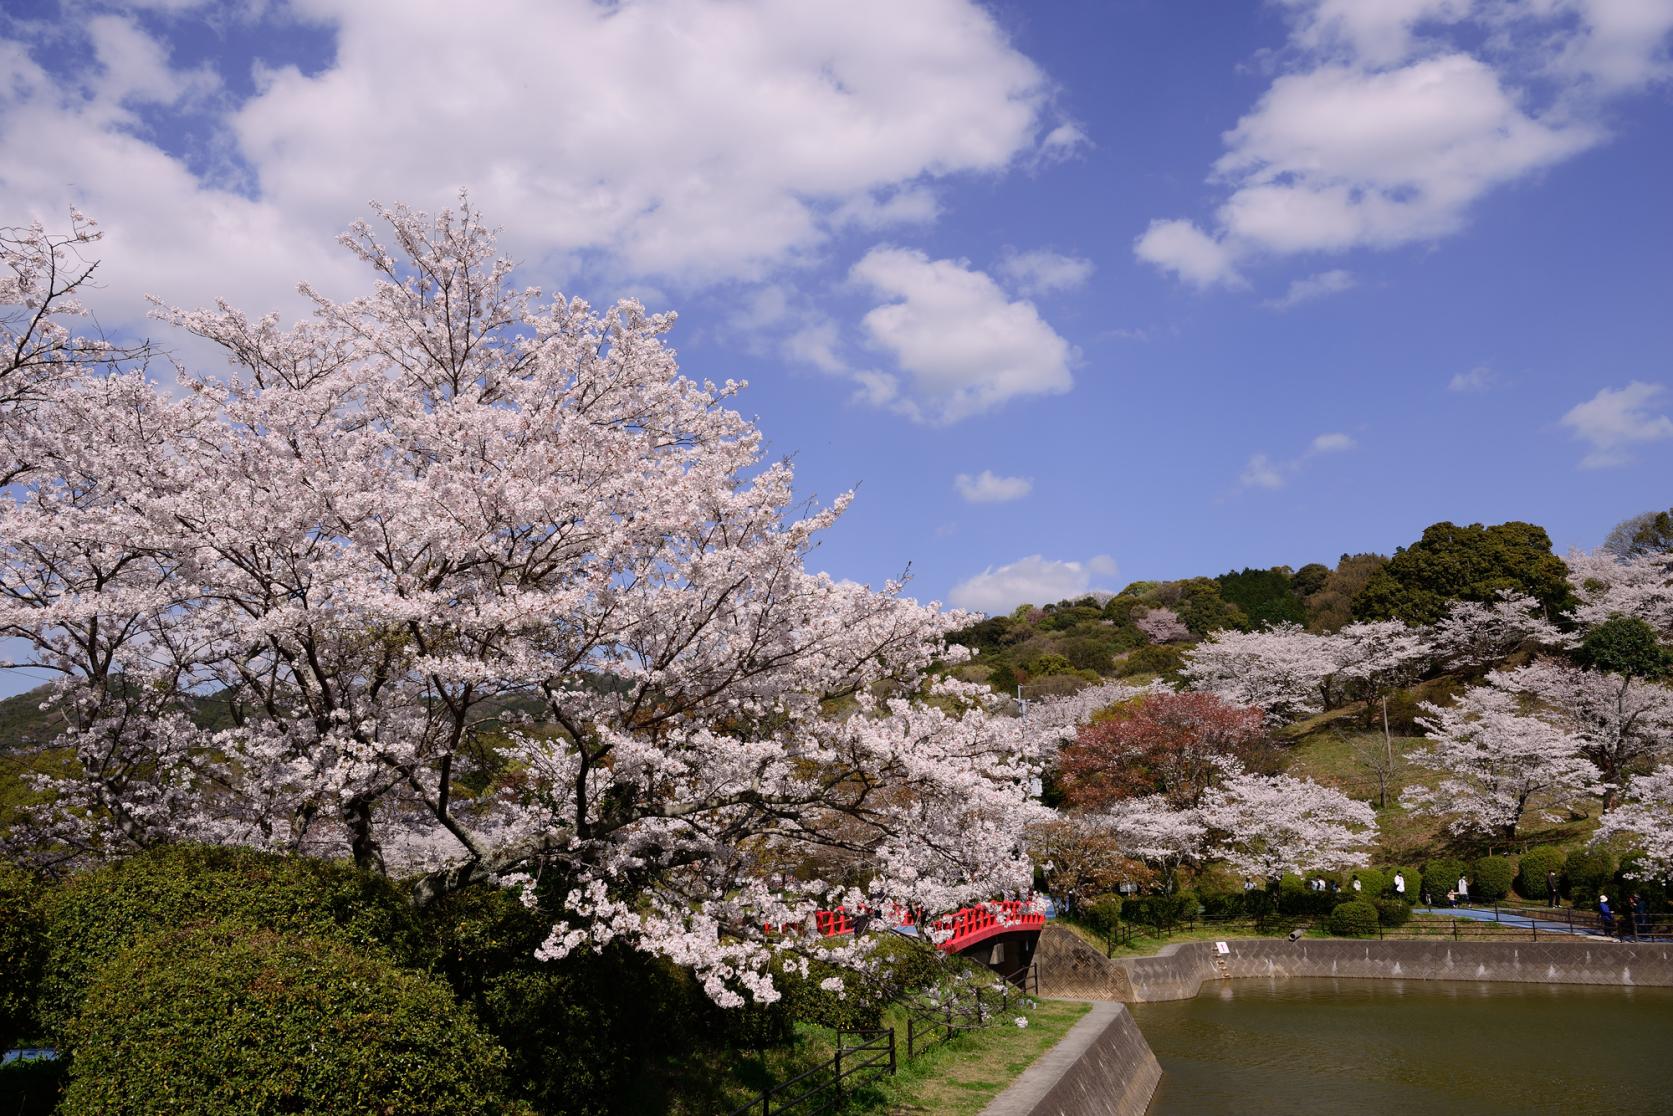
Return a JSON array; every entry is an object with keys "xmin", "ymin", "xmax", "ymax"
[
  {"xmin": 996, "ymin": 248, "xmax": 1094, "ymax": 296},
  {"xmin": 1134, "ymin": 1, "xmax": 1673, "ymax": 285},
  {"xmin": 1239, "ymin": 431, "xmax": 1356, "ymax": 490},
  {"xmin": 954, "ymin": 470, "xmax": 1033, "ymax": 503},
  {"xmin": 0, "ymin": 0, "xmax": 1057, "ymax": 345},
  {"xmin": 949, "ymin": 554, "xmax": 1117, "ymax": 614},
  {"xmin": 1560, "ymin": 381, "xmax": 1673, "ymax": 468},
  {"xmin": 850, "ymin": 247, "xmax": 1075, "ymax": 424},
  {"xmin": 1133, "ymin": 218, "xmax": 1244, "ymax": 289},
  {"xmin": 1448, "ymin": 365, "xmax": 1499, "ymax": 392},
  {"xmin": 1037, "ymin": 121, "xmax": 1091, "ymax": 162},
  {"xmin": 1264, "ymin": 269, "xmax": 1356, "ymax": 309}
]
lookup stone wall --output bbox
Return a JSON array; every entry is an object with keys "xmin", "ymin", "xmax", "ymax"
[
  {"xmin": 1037, "ymin": 926, "xmax": 1673, "ymax": 1003},
  {"xmin": 977, "ymin": 1002, "xmax": 1160, "ymax": 1116}
]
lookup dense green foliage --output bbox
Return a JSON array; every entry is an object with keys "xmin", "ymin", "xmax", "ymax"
[
  {"xmin": 1345, "ymin": 868, "xmax": 1387, "ymax": 900},
  {"xmin": 1577, "ymin": 616, "xmax": 1673, "ymax": 679},
  {"xmin": 1470, "ymin": 856, "xmax": 1515, "ymax": 902},
  {"xmin": 38, "ymin": 843, "xmax": 424, "ymax": 1043},
  {"xmin": 1421, "ymin": 858, "xmax": 1469, "ymax": 902},
  {"xmin": 0, "ymin": 861, "xmax": 45, "ymax": 1049},
  {"xmin": 1351, "ymin": 521, "xmax": 1575, "ymax": 625},
  {"xmin": 1216, "ymin": 568, "xmax": 1305, "ymax": 628},
  {"xmin": 1328, "ymin": 900, "xmax": 1380, "ymax": 937},
  {"xmin": 1120, "ymin": 891, "xmax": 1200, "ymax": 928},
  {"xmin": 59, "ymin": 927, "xmax": 512, "ymax": 1116},
  {"xmin": 1563, "ymin": 847, "xmax": 1617, "ymax": 907},
  {"xmin": 1078, "ymin": 893, "xmax": 1123, "ymax": 936},
  {"xmin": 1515, "ymin": 846, "xmax": 1565, "ymax": 900},
  {"xmin": 1372, "ymin": 898, "xmax": 1411, "ymax": 927}
]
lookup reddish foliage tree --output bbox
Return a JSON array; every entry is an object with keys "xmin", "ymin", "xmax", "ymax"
[{"xmin": 1058, "ymin": 691, "xmax": 1268, "ymax": 809}]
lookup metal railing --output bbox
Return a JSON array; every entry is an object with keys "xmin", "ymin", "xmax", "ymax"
[
  {"xmin": 726, "ymin": 1029, "xmax": 895, "ymax": 1116},
  {"xmin": 730, "ymin": 960, "xmax": 1039, "ymax": 1115}
]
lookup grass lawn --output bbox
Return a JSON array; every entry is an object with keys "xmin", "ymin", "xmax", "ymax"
[{"xmin": 850, "ymin": 998, "xmax": 1090, "ymax": 1115}]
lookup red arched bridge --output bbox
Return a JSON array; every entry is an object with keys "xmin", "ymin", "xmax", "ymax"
[{"xmin": 804, "ymin": 899, "xmax": 1044, "ymax": 956}]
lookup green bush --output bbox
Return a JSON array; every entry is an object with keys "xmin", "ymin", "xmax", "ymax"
[
  {"xmin": 59, "ymin": 927, "xmax": 511, "ymax": 1116},
  {"xmin": 1516, "ymin": 846, "xmax": 1565, "ymax": 901},
  {"xmin": 1565, "ymin": 847, "xmax": 1617, "ymax": 907},
  {"xmin": 1078, "ymin": 893, "xmax": 1123, "ymax": 935},
  {"xmin": 1115, "ymin": 645, "xmax": 1184, "ymax": 678},
  {"xmin": 1372, "ymin": 898, "xmax": 1411, "ymax": 928},
  {"xmin": 0, "ymin": 1055, "xmax": 66, "ymax": 1116},
  {"xmin": 1383, "ymin": 865, "xmax": 1420, "ymax": 902},
  {"xmin": 1471, "ymin": 856, "xmax": 1515, "ymax": 902},
  {"xmin": 40, "ymin": 843, "xmax": 424, "ymax": 1044},
  {"xmin": 1328, "ymin": 900, "xmax": 1380, "ymax": 937},
  {"xmin": 1276, "ymin": 876, "xmax": 1336, "ymax": 918},
  {"xmin": 1421, "ymin": 858, "xmax": 1469, "ymax": 903},
  {"xmin": 420, "ymin": 883, "xmax": 714, "ymax": 1116},
  {"xmin": 1121, "ymin": 891, "xmax": 1199, "ymax": 928},
  {"xmin": 1198, "ymin": 891, "xmax": 1251, "ymax": 920},
  {"xmin": 0, "ymin": 861, "xmax": 46, "ymax": 1049},
  {"xmin": 1345, "ymin": 868, "xmax": 1386, "ymax": 901},
  {"xmin": 1615, "ymin": 854, "xmax": 1669, "ymax": 914}
]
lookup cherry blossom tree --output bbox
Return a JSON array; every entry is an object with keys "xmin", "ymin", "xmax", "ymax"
[
  {"xmin": 1134, "ymin": 606, "xmax": 1189, "ymax": 644},
  {"xmin": 1402, "ymin": 687, "xmax": 1601, "ymax": 840},
  {"xmin": 1567, "ymin": 549, "xmax": 1673, "ymax": 639},
  {"xmin": 1496, "ymin": 659, "xmax": 1673, "ymax": 811},
  {"xmin": 1096, "ymin": 795, "xmax": 1208, "ymax": 893},
  {"xmin": 1333, "ymin": 620, "xmax": 1433, "ymax": 807},
  {"xmin": 1180, "ymin": 622, "xmax": 1339, "ymax": 723},
  {"xmin": 1058, "ymin": 691, "xmax": 1266, "ymax": 809},
  {"xmin": 1594, "ymin": 766, "xmax": 1673, "ymax": 881},
  {"xmin": 1, "ymin": 213, "xmax": 148, "ymax": 486},
  {"xmin": 1198, "ymin": 770, "xmax": 1375, "ymax": 883},
  {"xmin": 0, "ymin": 201, "xmax": 1047, "ymax": 1004},
  {"xmin": 1429, "ymin": 591, "xmax": 1571, "ymax": 670}
]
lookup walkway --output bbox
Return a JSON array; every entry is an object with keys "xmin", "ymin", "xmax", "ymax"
[{"xmin": 1412, "ymin": 905, "xmax": 1599, "ymax": 937}]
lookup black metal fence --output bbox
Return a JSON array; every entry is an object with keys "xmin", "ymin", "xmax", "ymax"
[{"xmin": 727, "ymin": 961, "xmax": 1038, "ymax": 1116}]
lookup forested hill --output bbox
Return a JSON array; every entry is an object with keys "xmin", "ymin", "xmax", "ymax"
[{"xmin": 946, "ymin": 518, "xmax": 1587, "ymax": 698}]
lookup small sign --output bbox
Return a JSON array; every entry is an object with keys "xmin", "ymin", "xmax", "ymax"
[{"xmin": 1215, "ymin": 941, "xmax": 1230, "ymax": 955}]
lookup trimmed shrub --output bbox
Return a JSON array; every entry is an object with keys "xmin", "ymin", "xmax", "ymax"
[
  {"xmin": 1, "ymin": 861, "xmax": 46, "ymax": 1049},
  {"xmin": 420, "ymin": 883, "xmax": 713, "ymax": 1116},
  {"xmin": 59, "ymin": 927, "xmax": 510, "ymax": 1116},
  {"xmin": 1372, "ymin": 898, "xmax": 1411, "ymax": 928},
  {"xmin": 1565, "ymin": 847, "xmax": 1617, "ymax": 908},
  {"xmin": 1277, "ymin": 876, "xmax": 1337, "ymax": 918},
  {"xmin": 1383, "ymin": 865, "xmax": 1420, "ymax": 902},
  {"xmin": 1345, "ymin": 868, "xmax": 1386, "ymax": 901},
  {"xmin": 40, "ymin": 844, "xmax": 423, "ymax": 1043},
  {"xmin": 1328, "ymin": 900, "xmax": 1380, "ymax": 937},
  {"xmin": 1122, "ymin": 891, "xmax": 1199, "ymax": 928},
  {"xmin": 1079, "ymin": 893, "xmax": 1123, "ymax": 935},
  {"xmin": 1199, "ymin": 891, "xmax": 1251, "ymax": 920},
  {"xmin": 1471, "ymin": 856, "xmax": 1515, "ymax": 902},
  {"xmin": 1516, "ymin": 846, "xmax": 1565, "ymax": 901},
  {"xmin": 1421, "ymin": 858, "xmax": 1469, "ymax": 903}
]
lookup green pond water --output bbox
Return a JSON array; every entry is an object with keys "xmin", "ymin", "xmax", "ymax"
[{"xmin": 1129, "ymin": 977, "xmax": 1673, "ymax": 1115}]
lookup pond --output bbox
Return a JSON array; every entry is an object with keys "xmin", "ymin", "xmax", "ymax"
[{"xmin": 1129, "ymin": 977, "xmax": 1673, "ymax": 1115}]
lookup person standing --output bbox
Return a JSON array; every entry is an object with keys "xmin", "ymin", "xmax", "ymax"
[
  {"xmin": 1457, "ymin": 875, "xmax": 1469, "ymax": 904},
  {"xmin": 1394, "ymin": 872, "xmax": 1406, "ymax": 897},
  {"xmin": 1352, "ymin": 877, "xmax": 1362, "ymax": 894},
  {"xmin": 1630, "ymin": 894, "xmax": 1648, "ymax": 941},
  {"xmin": 1546, "ymin": 869, "xmax": 1560, "ymax": 908},
  {"xmin": 1598, "ymin": 894, "xmax": 1615, "ymax": 937}
]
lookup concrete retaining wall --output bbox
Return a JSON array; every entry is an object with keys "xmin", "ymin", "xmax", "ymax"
[
  {"xmin": 977, "ymin": 1002, "xmax": 1161, "ymax": 1116},
  {"xmin": 1037, "ymin": 925, "xmax": 1673, "ymax": 1003}
]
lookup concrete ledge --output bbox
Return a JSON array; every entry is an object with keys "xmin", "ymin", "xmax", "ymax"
[
  {"xmin": 978, "ymin": 1001, "xmax": 1161, "ymax": 1116},
  {"xmin": 1036, "ymin": 926, "xmax": 1673, "ymax": 1003}
]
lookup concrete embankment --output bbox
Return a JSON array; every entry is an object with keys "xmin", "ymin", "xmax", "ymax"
[
  {"xmin": 976, "ymin": 1001, "xmax": 1160, "ymax": 1116},
  {"xmin": 1036, "ymin": 925, "xmax": 1673, "ymax": 1003},
  {"xmin": 983, "ymin": 928, "xmax": 1673, "ymax": 1115}
]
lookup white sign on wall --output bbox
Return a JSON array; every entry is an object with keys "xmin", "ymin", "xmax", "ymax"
[{"xmin": 1215, "ymin": 941, "xmax": 1230, "ymax": 955}]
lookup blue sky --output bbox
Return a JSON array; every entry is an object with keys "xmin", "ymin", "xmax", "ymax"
[{"xmin": 2, "ymin": 0, "xmax": 1672, "ymax": 698}]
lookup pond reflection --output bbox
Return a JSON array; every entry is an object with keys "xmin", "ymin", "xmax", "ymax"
[{"xmin": 1130, "ymin": 977, "xmax": 1673, "ymax": 1115}]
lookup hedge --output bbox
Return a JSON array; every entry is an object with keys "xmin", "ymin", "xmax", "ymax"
[
  {"xmin": 1516, "ymin": 846, "xmax": 1565, "ymax": 901},
  {"xmin": 59, "ymin": 927, "xmax": 512, "ymax": 1116},
  {"xmin": 1121, "ymin": 891, "xmax": 1200, "ymax": 927},
  {"xmin": 1328, "ymin": 900, "xmax": 1380, "ymax": 937},
  {"xmin": 1345, "ymin": 868, "xmax": 1386, "ymax": 901},
  {"xmin": 1565, "ymin": 847, "xmax": 1617, "ymax": 907},
  {"xmin": 39, "ymin": 843, "xmax": 424, "ymax": 1044},
  {"xmin": 1078, "ymin": 893, "xmax": 1123, "ymax": 935},
  {"xmin": 1471, "ymin": 856, "xmax": 1515, "ymax": 902},
  {"xmin": 1384, "ymin": 865, "xmax": 1420, "ymax": 902},
  {"xmin": 1421, "ymin": 858, "xmax": 1469, "ymax": 903},
  {"xmin": 1372, "ymin": 898, "xmax": 1411, "ymax": 928},
  {"xmin": 0, "ymin": 861, "xmax": 45, "ymax": 1049}
]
